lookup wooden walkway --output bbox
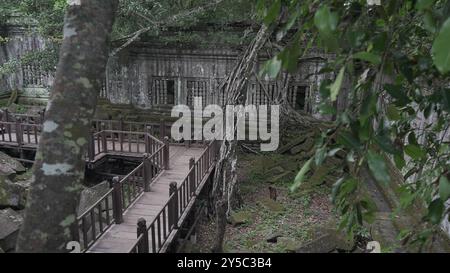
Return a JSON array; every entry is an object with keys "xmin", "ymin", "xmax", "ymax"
[
  {"xmin": 0, "ymin": 117, "xmax": 219, "ymax": 253},
  {"xmin": 88, "ymin": 145, "xmax": 206, "ymax": 253}
]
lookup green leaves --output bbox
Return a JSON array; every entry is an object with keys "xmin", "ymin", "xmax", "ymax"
[
  {"xmin": 260, "ymin": 56, "xmax": 282, "ymax": 78},
  {"xmin": 399, "ymin": 186, "xmax": 416, "ymax": 208},
  {"xmin": 404, "ymin": 144, "xmax": 426, "ymax": 160},
  {"xmin": 329, "ymin": 67, "xmax": 345, "ymax": 102},
  {"xmin": 360, "ymin": 91, "xmax": 377, "ymax": 121},
  {"xmin": 415, "ymin": 0, "xmax": 436, "ymax": 11},
  {"xmin": 384, "ymin": 84, "xmax": 410, "ymax": 107},
  {"xmin": 439, "ymin": 176, "xmax": 450, "ymax": 201},
  {"xmin": 290, "ymin": 158, "xmax": 312, "ymax": 192},
  {"xmin": 427, "ymin": 198, "xmax": 444, "ymax": 225},
  {"xmin": 442, "ymin": 89, "xmax": 450, "ymax": 112},
  {"xmin": 332, "ymin": 177, "xmax": 357, "ymax": 204},
  {"xmin": 353, "ymin": 52, "xmax": 382, "ymax": 65},
  {"xmin": 277, "ymin": 9, "xmax": 300, "ymax": 41},
  {"xmin": 432, "ymin": 18, "xmax": 450, "ymax": 74},
  {"xmin": 263, "ymin": 0, "xmax": 281, "ymax": 26},
  {"xmin": 314, "ymin": 5, "xmax": 339, "ymax": 50},
  {"xmin": 315, "ymin": 146, "xmax": 327, "ymax": 166},
  {"xmin": 337, "ymin": 131, "xmax": 361, "ymax": 150},
  {"xmin": 314, "ymin": 5, "xmax": 338, "ymax": 34},
  {"xmin": 367, "ymin": 150, "xmax": 391, "ymax": 185},
  {"xmin": 278, "ymin": 36, "xmax": 301, "ymax": 72},
  {"xmin": 375, "ymin": 134, "xmax": 398, "ymax": 155},
  {"xmin": 394, "ymin": 153, "xmax": 406, "ymax": 170},
  {"xmin": 386, "ymin": 104, "xmax": 401, "ymax": 121}
]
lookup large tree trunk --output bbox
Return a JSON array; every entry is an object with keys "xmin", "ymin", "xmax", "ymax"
[
  {"xmin": 211, "ymin": 24, "xmax": 272, "ymax": 252},
  {"xmin": 16, "ymin": 0, "xmax": 118, "ymax": 252}
]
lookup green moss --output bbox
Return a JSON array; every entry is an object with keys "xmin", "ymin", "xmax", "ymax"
[
  {"xmin": 258, "ymin": 198, "xmax": 285, "ymax": 213},
  {"xmin": 14, "ymin": 168, "xmax": 33, "ymax": 182},
  {"xmin": 229, "ymin": 210, "xmax": 253, "ymax": 227}
]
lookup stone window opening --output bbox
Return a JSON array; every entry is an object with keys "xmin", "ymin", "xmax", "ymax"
[
  {"xmin": 148, "ymin": 77, "xmax": 177, "ymax": 105},
  {"xmin": 186, "ymin": 79, "xmax": 208, "ymax": 107}
]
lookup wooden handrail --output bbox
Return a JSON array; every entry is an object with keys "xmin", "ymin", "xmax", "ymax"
[
  {"xmin": 128, "ymin": 139, "xmax": 219, "ymax": 253},
  {"xmin": 0, "ymin": 118, "xmax": 218, "ymax": 253},
  {"xmin": 76, "ymin": 139, "xmax": 217, "ymax": 253},
  {"xmin": 75, "ymin": 187, "xmax": 115, "ymax": 251},
  {"xmin": 87, "ymin": 130, "xmax": 165, "ymax": 161},
  {"xmin": 77, "ymin": 188, "xmax": 114, "ymax": 220},
  {"xmin": 71, "ymin": 127, "xmax": 168, "ymax": 252},
  {"xmin": 120, "ymin": 162, "xmax": 144, "ymax": 183}
]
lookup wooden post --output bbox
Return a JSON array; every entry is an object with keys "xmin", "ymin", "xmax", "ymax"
[
  {"xmin": 39, "ymin": 109, "xmax": 45, "ymax": 124},
  {"xmin": 168, "ymin": 182, "xmax": 178, "ymax": 229},
  {"xmin": 214, "ymin": 140, "xmax": 220, "ymax": 161},
  {"xmin": 184, "ymin": 125, "xmax": 190, "ymax": 148},
  {"xmin": 119, "ymin": 118, "xmax": 124, "ymax": 131},
  {"xmin": 101, "ymin": 130, "xmax": 107, "ymax": 153},
  {"xmin": 137, "ymin": 218, "xmax": 149, "ymax": 253},
  {"xmin": 88, "ymin": 128, "xmax": 95, "ymax": 161},
  {"xmin": 189, "ymin": 157, "xmax": 196, "ymax": 195},
  {"xmin": 163, "ymin": 136, "xmax": 170, "ymax": 170},
  {"xmin": 15, "ymin": 121, "xmax": 23, "ymax": 146},
  {"xmin": 144, "ymin": 134, "xmax": 150, "ymax": 154},
  {"xmin": 143, "ymin": 153, "xmax": 152, "ymax": 192},
  {"xmin": 4, "ymin": 109, "xmax": 11, "ymax": 135},
  {"xmin": 145, "ymin": 124, "xmax": 151, "ymax": 136},
  {"xmin": 112, "ymin": 176, "xmax": 123, "ymax": 224},
  {"xmin": 119, "ymin": 118, "xmax": 124, "ymax": 145},
  {"xmin": 206, "ymin": 144, "xmax": 210, "ymax": 169},
  {"xmin": 159, "ymin": 119, "xmax": 166, "ymax": 139},
  {"xmin": 213, "ymin": 140, "xmax": 217, "ymax": 159},
  {"xmin": 70, "ymin": 221, "xmax": 80, "ymax": 246}
]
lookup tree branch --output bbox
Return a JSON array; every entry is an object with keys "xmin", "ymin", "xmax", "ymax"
[{"xmin": 110, "ymin": 0, "xmax": 225, "ymax": 57}]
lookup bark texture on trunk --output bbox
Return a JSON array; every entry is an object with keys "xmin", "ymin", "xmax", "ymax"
[
  {"xmin": 16, "ymin": 0, "xmax": 118, "ymax": 252},
  {"xmin": 211, "ymin": 24, "xmax": 273, "ymax": 251},
  {"xmin": 211, "ymin": 199, "xmax": 227, "ymax": 253}
]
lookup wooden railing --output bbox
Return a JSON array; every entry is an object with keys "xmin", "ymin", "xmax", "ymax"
[
  {"xmin": 0, "ymin": 116, "xmax": 218, "ymax": 252},
  {"xmin": 74, "ymin": 141, "xmax": 168, "ymax": 252},
  {"xmin": 92, "ymin": 119, "xmax": 150, "ymax": 134},
  {"xmin": 87, "ymin": 129, "xmax": 166, "ymax": 162},
  {"xmin": 18, "ymin": 123, "xmax": 41, "ymax": 145},
  {"xmin": 91, "ymin": 119, "xmax": 205, "ymax": 145},
  {"xmin": 120, "ymin": 162, "xmax": 145, "ymax": 212},
  {"xmin": 74, "ymin": 188, "xmax": 115, "ymax": 251},
  {"xmin": 0, "ymin": 121, "xmax": 41, "ymax": 146},
  {"xmin": 128, "ymin": 193, "xmax": 173, "ymax": 253},
  {"xmin": 1, "ymin": 110, "xmax": 44, "ymax": 124},
  {"xmin": 92, "ymin": 119, "xmax": 171, "ymax": 140},
  {"xmin": 128, "ymin": 139, "xmax": 219, "ymax": 253},
  {"xmin": 0, "ymin": 115, "xmax": 202, "ymax": 148}
]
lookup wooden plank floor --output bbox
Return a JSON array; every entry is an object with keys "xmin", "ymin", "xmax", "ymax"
[{"xmin": 88, "ymin": 145, "xmax": 206, "ymax": 253}]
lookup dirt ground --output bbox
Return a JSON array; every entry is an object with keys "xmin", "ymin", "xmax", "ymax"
[{"xmin": 193, "ymin": 152, "xmax": 337, "ymax": 253}]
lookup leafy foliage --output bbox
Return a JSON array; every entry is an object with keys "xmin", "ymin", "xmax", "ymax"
[
  {"xmin": 0, "ymin": 0, "xmax": 19, "ymax": 24},
  {"xmin": 0, "ymin": 46, "xmax": 59, "ymax": 77},
  {"xmin": 0, "ymin": 0, "xmax": 256, "ymax": 76},
  {"xmin": 5, "ymin": 0, "xmax": 255, "ymax": 41},
  {"xmin": 257, "ymin": 0, "xmax": 450, "ymax": 249},
  {"xmin": 16, "ymin": 0, "xmax": 67, "ymax": 37}
]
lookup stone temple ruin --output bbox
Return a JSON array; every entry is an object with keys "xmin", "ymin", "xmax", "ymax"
[{"xmin": 0, "ymin": 15, "xmax": 341, "ymax": 118}]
